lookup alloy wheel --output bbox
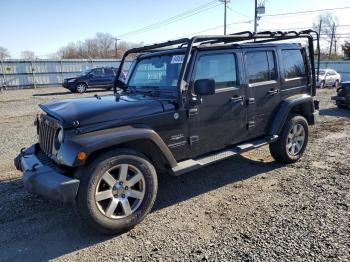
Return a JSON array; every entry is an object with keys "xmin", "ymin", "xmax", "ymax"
[
  {"xmin": 95, "ymin": 164, "xmax": 145, "ymax": 219},
  {"xmin": 286, "ymin": 123, "xmax": 305, "ymax": 156},
  {"xmin": 76, "ymin": 83, "xmax": 86, "ymax": 93}
]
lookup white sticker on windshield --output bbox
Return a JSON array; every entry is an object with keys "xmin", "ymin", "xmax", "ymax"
[{"xmin": 171, "ymin": 55, "xmax": 185, "ymax": 64}]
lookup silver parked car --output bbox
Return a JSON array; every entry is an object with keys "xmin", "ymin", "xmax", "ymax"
[{"xmin": 317, "ymin": 69, "xmax": 341, "ymax": 88}]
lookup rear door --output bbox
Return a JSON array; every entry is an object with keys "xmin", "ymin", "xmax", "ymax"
[
  {"xmin": 244, "ymin": 49, "xmax": 281, "ymax": 137},
  {"xmin": 188, "ymin": 49, "xmax": 247, "ymax": 155},
  {"xmin": 103, "ymin": 68, "xmax": 116, "ymax": 87}
]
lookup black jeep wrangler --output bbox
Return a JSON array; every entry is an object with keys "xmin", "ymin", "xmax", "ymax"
[
  {"xmin": 331, "ymin": 81, "xmax": 350, "ymax": 109},
  {"xmin": 15, "ymin": 30, "xmax": 319, "ymax": 234}
]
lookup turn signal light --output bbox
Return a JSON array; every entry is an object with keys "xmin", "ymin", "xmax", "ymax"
[{"xmin": 77, "ymin": 151, "xmax": 87, "ymax": 161}]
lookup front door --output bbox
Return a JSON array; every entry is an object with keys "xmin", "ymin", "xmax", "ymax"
[
  {"xmin": 244, "ymin": 49, "xmax": 281, "ymax": 137},
  {"xmin": 88, "ymin": 68, "xmax": 104, "ymax": 86},
  {"xmin": 188, "ymin": 50, "xmax": 247, "ymax": 156}
]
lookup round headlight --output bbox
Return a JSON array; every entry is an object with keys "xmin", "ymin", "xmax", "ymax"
[
  {"xmin": 58, "ymin": 128, "xmax": 64, "ymax": 143},
  {"xmin": 54, "ymin": 128, "xmax": 64, "ymax": 150}
]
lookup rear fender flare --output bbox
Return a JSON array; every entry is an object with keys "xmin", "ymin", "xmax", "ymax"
[{"xmin": 269, "ymin": 94, "xmax": 315, "ymax": 135}]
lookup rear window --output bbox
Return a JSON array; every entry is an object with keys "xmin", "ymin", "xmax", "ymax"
[
  {"xmin": 282, "ymin": 49, "xmax": 306, "ymax": 79},
  {"xmin": 245, "ymin": 51, "xmax": 276, "ymax": 84}
]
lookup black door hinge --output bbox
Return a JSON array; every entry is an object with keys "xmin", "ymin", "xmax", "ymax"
[
  {"xmin": 247, "ymin": 121, "xmax": 255, "ymax": 129},
  {"xmin": 188, "ymin": 108, "xmax": 198, "ymax": 118},
  {"xmin": 189, "ymin": 135, "xmax": 200, "ymax": 145},
  {"xmin": 247, "ymin": 97, "xmax": 255, "ymax": 105}
]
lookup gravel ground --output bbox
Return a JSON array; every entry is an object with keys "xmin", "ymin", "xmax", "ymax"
[{"xmin": 0, "ymin": 87, "xmax": 349, "ymax": 261}]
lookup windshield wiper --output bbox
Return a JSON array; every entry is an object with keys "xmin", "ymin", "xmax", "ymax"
[{"xmin": 139, "ymin": 86, "xmax": 161, "ymax": 97}]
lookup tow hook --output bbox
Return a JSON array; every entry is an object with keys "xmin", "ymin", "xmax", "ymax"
[
  {"xmin": 20, "ymin": 147, "xmax": 26, "ymax": 156},
  {"xmin": 31, "ymin": 163, "xmax": 39, "ymax": 172}
]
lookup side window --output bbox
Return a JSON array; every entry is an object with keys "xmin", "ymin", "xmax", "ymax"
[
  {"xmin": 93, "ymin": 68, "xmax": 103, "ymax": 76},
  {"xmin": 246, "ymin": 51, "xmax": 276, "ymax": 84},
  {"xmin": 282, "ymin": 49, "xmax": 306, "ymax": 79},
  {"xmin": 194, "ymin": 53, "xmax": 237, "ymax": 89},
  {"xmin": 105, "ymin": 68, "xmax": 115, "ymax": 76}
]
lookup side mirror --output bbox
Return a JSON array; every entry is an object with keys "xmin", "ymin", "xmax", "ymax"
[
  {"xmin": 194, "ymin": 79, "xmax": 215, "ymax": 96},
  {"xmin": 88, "ymin": 73, "xmax": 94, "ymax": 78},
  {"xmin": 114, "ymin": 79, "xmax": 127, "ymax": 91}
]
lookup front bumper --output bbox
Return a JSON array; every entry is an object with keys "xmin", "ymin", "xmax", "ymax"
[
  {"xmin": 14, "ymin": 144, "xmax": 79, "ymax": 203},
  {"xmin": 62, "ymin": 81, "xmax": 76, "ymax": 91}
]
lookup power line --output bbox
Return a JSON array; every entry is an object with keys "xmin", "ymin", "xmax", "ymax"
[
  {"xmin": 263, "ymin": 6, "xmax": 350, "ymax": 17},
  {"xmin": 183, "ymin": 20, "xmax": 252, "ymax": 37},
  {"xmin": 226, "ymin": 5, "xmax": 250, "ymax": 19},
  {"xmin": 118, "ymin": 1, "xmax": 220, "ymax": 39}
]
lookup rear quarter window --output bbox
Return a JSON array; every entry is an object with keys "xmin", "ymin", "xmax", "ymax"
[{"xmin": 282, "ymin": 49, "xmax": 306, "ymax": 79}]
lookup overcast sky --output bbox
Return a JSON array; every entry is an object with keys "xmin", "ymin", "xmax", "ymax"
[{"xmin": 0, "ymin": 0, "xmax": 349, "ymax": 58}]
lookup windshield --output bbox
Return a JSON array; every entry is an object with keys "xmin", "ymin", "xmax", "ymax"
[
  {"xmin": 318, "ymin": 70, "xmax": 326, "ymax": 75},
  {"xmin": 80, "ymin": 69, "xmax": 92, "ymax": 76},
  {"xmin": 128, "ymin": 54, "xmax": 184, "ymax": 89}
]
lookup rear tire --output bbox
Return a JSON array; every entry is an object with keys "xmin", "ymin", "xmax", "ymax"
[
  {"xmin": 76, "ymin": 149, "xmax": 158, "ymax": 234},
  {"xmin": 319, "ymin": 81, "xmax": 325, "ymax": 89},
  {"xmin": 269, "ymin": 114, "xmax": 309, "ymax": 164}
]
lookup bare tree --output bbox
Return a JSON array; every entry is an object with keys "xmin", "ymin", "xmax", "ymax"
[
  {"xmin": 312, "ymin": 13, "xmax": 339, "ymax": 57},
  {"xmin": 20, "ymin": 50, "xmax": 36, "ymax": 60},
  {"xmin": 0, "ymin": 46, "xmax": 10, "ymax": 60},
  {"xmin": 57, "ymin": 33, "xmax": 142, "ymax": 59},
  {"xmin": 96, "ymin": 33, "xmax": 114, "ymax": 58}
]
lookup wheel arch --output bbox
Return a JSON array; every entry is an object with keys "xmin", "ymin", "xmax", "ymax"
[
  {"xmin": 84, "ymin": 139, "xmax": 173, "ymax": 173},
  {"xmin": 269, "ymin": 94, "xmax": 315, "ymax": 135}
]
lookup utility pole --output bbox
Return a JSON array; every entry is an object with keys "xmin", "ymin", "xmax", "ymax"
[
  {"xmin": 254, "ymin": 0, "xmax": 258, "ymax": 32},
  {"xmin": 334, "ymin": 39, "xmax": 337, "ymax": 55},
  {"xmin": 219, "ymin": 0, "xmax": 230, "ymax": 35},
  {"xmin": 317, "ymin": 18, "xmax": 322, "ymax": 38},
  {"xmin": 113, "ymin": 37, "xmax": 120, "ymax": 59},
  {"xmin": 329, "ymin": 23, "xmax": 335, "ymax": 58}
]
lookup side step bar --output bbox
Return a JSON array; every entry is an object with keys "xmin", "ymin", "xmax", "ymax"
[{"xmin": 171, "ymin": 135, "xmax": 278, "ymax": 176}]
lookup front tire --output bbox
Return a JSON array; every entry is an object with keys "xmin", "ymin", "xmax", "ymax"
[
  {"xmin": 76, "ymin": 82, "xmax": 87, "ymax": 93},
  {"xmin": 76, "ymin": 149, "xmax": 158, "ymax": 234},
  {"xmin": 334, "ymin": 80, "xmax": 340, "ymax": 89},
  {"xmin": 269, "ymin": 114, "xmax": 309, "ymax": 164}
]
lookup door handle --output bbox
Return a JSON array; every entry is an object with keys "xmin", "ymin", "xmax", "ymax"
[
  {"xmin": 267, "ymin": 89, "xmax": 280, "ymax": 95},
  {"xmin": 230, "ymin": 96, "xmax": 244, "ymax": 103}
]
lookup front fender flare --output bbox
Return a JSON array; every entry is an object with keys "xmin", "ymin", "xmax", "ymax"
[{"xmin": 57, "ymin": 126, "xmax": 177, "ymax": 168}]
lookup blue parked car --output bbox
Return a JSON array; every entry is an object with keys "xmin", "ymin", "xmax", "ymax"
[{"xmin": 63, "ymin": 67, "xmax": 117, "ymax": 93}]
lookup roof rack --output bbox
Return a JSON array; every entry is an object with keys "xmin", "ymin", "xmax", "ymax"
[{"xmin": 115, "ymin": 30, "xmax": 320, "ymax": 96}]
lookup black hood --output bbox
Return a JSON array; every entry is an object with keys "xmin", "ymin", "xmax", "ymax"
[{"xmin": 40, "ymin": 94, "xmax": 166, "ymax": 128}]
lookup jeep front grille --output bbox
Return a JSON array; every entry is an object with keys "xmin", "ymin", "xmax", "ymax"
[{"xmin": 37, "ymin": 115, "xmax": 59, "ymax": 155}]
